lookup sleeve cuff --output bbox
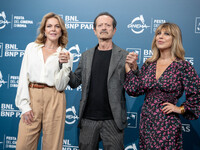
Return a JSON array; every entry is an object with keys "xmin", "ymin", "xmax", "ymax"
[
  {"xmin": 21, "ymin": 105, "xmax": 32, "ymax": 115},
  {"xmin": 126, "ymin": 69, "xmax": 138, "ymax": 78}
]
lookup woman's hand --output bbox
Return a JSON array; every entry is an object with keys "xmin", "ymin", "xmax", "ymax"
[
  {"xmin": 161, "ymin": 102, "xmax": 182, "ymax": 114},
  {"xmin": 59, "ymin": 51, "xmax": 70, "ymax": 63},
  {"xmin": 22, "ymin": 110, "xmax": 34, "ymax": 125},
  {"xmin": 126, "ymin": 52, "xmax": 138, "ymax": 72}
]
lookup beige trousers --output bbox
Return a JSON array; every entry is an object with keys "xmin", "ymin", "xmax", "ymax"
[{"xmin": 16, "ymin": 87, "xmax": 66, "ymax": 150}]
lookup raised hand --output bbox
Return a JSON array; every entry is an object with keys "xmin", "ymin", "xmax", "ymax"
[
  {"xmin": 59, "ymin": 51, "xmax": 70, "ymax": 63},
  {"xmin": 125, "ymin": 52, "xmax": 138, "ymax": 73}
]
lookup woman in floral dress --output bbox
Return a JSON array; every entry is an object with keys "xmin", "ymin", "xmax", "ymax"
[{"xmin": 124, "ymin": 23, "xmax": 200, "ymax": 150}]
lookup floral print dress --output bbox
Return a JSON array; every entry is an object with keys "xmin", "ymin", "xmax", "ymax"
[{"xmin": 124, "ymin": 60, "xmax": 200, "ymax": 150}]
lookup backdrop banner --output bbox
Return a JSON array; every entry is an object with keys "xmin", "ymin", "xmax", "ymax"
[{"xmin": 0, "ymin": 0, "xmax": 200, "ymax": 149}]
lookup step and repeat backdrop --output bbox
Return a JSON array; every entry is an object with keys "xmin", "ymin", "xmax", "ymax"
[{"xmin": 0, "ymin": 0, "xmax": 200, "ymax": 149}]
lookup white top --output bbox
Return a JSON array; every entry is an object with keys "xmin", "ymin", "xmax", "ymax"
[{"xmin": 15, "ymin": 42, "xmax": 73, "ymax": 115}]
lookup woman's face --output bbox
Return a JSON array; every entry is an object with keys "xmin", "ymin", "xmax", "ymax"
[
  {"xmin": 44, "ymin": 17, "xmax": 62, "ymax": 43},
  {"xmin": 156, "ymin": 29, "xmax": 173, "ymax": 51}
]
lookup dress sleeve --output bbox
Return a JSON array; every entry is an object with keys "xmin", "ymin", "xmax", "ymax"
[
  {"xmin": 181, "ymin": 61, "xmax": 200, "ymax": 120},
  {"xmin": 15, "ymin": 44, "xmax": 32, "ymax": 115},
  {"xmin": 55, "ymin": 52, "xmax": 73, "ymax": 91},
  {"xmin": 124, "ymin": 63, "xmax": 148, "ymax": 97}
]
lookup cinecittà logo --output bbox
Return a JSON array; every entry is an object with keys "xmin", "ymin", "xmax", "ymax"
[
  {"xmin": 0, "ymin": 11, "xmax": 11, "ymax": 29},
  {"xmin": 65, "ymin": 106, "xmax": 79, "ymax": 125},
  {"xmin": 128, "ymin": 15, "xmax": 150, "ymax": 34}
]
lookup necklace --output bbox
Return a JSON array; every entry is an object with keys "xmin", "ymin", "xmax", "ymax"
[{"xmin": 44, "ymin": 45, "xmax": 58, "ymax": 50}]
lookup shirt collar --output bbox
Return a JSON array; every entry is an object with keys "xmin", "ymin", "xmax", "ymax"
[{"xmin": 35, "ymin": 42, "xmax": 63, "ymax": 53}]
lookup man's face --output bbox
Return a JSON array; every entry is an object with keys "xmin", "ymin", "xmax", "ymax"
[{"xmin": 94, "ymin": 15, "xmax": 116, "ymax": 41}]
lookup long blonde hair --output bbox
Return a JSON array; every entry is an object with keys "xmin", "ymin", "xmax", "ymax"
[
  {"xmin": 35, "ymin": 12, "xmax": 68, "ymax": 48},
  {"xmin": 146, "ymin": 23, "xmax": 185, "ymax": 64}
]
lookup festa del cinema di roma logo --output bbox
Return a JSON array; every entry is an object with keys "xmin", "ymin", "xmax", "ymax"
[
  {"xmin": 0, "ymin": 11, "xmax": 10, "ymax": 29},
  {"xmin": 128, "ymin": 15, "xmax": 150, "ymax": 34},
  {"xmin": 0, "ymin": 71, "xmax": 7, "ymax": 87}
]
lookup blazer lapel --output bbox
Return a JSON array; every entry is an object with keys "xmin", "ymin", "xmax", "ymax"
[
  {"xmin": 107, "ymin": 43, "xmax": 123, "ymax": 81},
  {"xmin": 85, "ymin": 47, "xmax": 95, "ymax": 84}
]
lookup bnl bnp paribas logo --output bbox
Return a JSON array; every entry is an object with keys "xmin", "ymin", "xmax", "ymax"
[
  {"xmin": 195, "ymin": 17, "xmax": 200, "ymax": 33},
  {"xmin": 0, "ymin": 43, "xmax": 25, "ymax": 58},
  {"xmin": 0, "ymin": 11, "xmax": 11, "ymax": 29},
  {"xmin": 128, "ymin": 15, "xmax": 150, "ymax": 34},
  {"xmin": 1, "ymin": 103, "xmax": 21, "ymax": 118},
  {"xmin": 65, "ymin": 15, "xmax": 93, "ymax": 30}
]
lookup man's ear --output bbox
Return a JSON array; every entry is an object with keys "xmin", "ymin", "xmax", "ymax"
[{"xmin": 93, "ymin": 28, "xmax": 97, "ymax": 35}]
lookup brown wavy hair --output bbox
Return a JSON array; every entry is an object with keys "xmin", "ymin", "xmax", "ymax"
[
  {"xmin": 146, "ymin": 22, "xmax": 185, "ymax": 64},
  {"xmin": 35, "ymin": 12, "xmax": 68, "ymax": 48}
]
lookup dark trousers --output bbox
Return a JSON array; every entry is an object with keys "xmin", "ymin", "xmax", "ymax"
[{"xmin": 79, "ymin": 119, "xmax": 124, "ymax": 150}]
